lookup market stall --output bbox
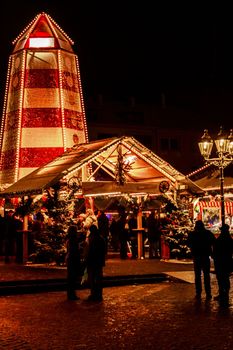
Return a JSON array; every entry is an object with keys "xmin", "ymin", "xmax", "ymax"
[
  {"xmin": 0, "ymin": 136, "xmax": 201, "ymax": 262},
  {"xmin": 193, "ymin": 197, "xmax": 233, "ymax": 232},
  {"xmin": 188, "ymin": 163, "xmax": 233, "ymax": 233}
]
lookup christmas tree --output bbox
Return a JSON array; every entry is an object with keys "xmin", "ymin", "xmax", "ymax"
[{"xmin": 162, "ymin": 198, "xmax": 193, "ymax": 259}]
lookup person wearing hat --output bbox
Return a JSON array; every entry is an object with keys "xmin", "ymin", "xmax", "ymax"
[{"xmin": 213, "ymin": 224, "xmax": 233, "ymax": 306}]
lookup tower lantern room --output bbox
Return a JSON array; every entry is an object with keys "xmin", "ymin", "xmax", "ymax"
[{"xmin": 0, "ymin": 12, "xmax": 88, "ymax": 187}]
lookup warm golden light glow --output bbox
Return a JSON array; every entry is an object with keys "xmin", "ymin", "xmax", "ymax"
[
  {"xmin": 29, "ymin": 38, "xmax": 55, "ymax": 48},
  {"xmin": 58, "ymin": 50, "xmax": 66, "ymax": 150},
  {"xmin": 83, "ymin": 192, "xmax": 122, "ymax": 197},
  {"xmin": 75, "ymin": 55, "xmax": 88, "ymax": 142},
  {"xmin": 125, "ymin": 155, "xmax": 137, "ymax": 162}
]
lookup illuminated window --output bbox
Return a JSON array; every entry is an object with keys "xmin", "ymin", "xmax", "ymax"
[{"xmin": 29, "ymin": 38, "xmax": 55, "ymax": 48}]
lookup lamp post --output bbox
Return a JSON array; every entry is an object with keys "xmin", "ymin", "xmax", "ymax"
[{"xmin": 198, "ymin": 127, "xmax": 233, "ymax": 227}]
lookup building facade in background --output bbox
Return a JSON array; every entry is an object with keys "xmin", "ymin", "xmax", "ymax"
[{"xmin": 86, "ymin": 94, "xmax": 202, "ymax": 174}]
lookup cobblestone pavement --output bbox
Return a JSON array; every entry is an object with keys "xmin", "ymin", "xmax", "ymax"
[
  {"xmin": 0, "ymin": 258, "xmax": 194, "ymax": 282},
  {"xmin": 0, "ymin": 275, "xmax": 233, "ymax": 350}
]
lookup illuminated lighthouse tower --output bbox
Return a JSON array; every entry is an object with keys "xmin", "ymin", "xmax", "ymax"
[{"xmin": 0, "ymin": 12, "xmax": 88, "ymax": 187}]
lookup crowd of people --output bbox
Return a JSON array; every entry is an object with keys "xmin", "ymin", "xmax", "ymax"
[
  {"xmin": 1, "ymin": 206, "xmax": 233, "ymax": 306},
  {"xmin": 72, "ymin": 207, "xmax": 165, "ymax": 261},
  {"xmin": 109, "ymin": 208, "xmax": 164, "ymax": 260},
  {"xmin": 62, "ymin": 207, "xmax": 164, "ymax": 301},
  {"xmin": 65, "ymin": 210, "xmax": 233, "ymax": 307},
  {"xmin": 67, "ymin": 210, "xmax": 233, "ymax": 306},
  {"xmin": 63, "ymin": 207, "xmax": 173, "ymax": 302},
  {"xmin": 0, "ymin": 206, "xmax": 167, "ymax": 265}
]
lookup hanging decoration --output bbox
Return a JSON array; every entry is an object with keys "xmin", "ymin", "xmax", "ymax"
[
  {"xmin": 115, "ymin": 145, "xmax": 133, "ymax": 185},
  {"xmin": 68, "ymin": 176, "xmax": 81, "ymax": 191},
  {"xmin": 159, "ymin": 181, "xmax": 170, "ymax": 193}
]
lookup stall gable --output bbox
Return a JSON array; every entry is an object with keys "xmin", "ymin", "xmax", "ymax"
[{"xmin": 0, "ymin": 136, "xmax": 197, "ymax": 197}]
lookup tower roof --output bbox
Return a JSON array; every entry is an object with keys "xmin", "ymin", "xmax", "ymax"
[{"xmin": 12, "ymin": 12, "xmax": 74, "ymax": 53}]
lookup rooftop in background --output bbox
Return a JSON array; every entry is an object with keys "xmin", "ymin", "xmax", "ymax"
[{"xmin": 187, "ymin": 163, "xmax": 233, "ymax": 192}]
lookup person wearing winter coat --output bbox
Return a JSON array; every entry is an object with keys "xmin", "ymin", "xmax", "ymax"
[
  {"xmin": 65, "ymin": 225, "xmax": 82, "ymax": 300},
  {"xmin": 127, "ymin": 213, "xmax": 138, "ymax": 259},
  {"xmin": 188, "ymin": 220, "xmax": 215, "ymax": 300},
  {"xmin": 146, "ymin": 210, "xmax": 161, "ymax": 259},
  {"xmin": 117, "ymin": 210, "xmax": 128, "ymax": 259},
  {"xmin": 85, "ymin": 225, "xmax": 106, "ymax": 302},
  {"xmin": 109, "ymin": 216, "xmax": 119, "ymax": 252},
  {"xmin": 97, "ymin": 210, "xmax": 110, "ymax": 255},
  {"xmin": 213, "ymin": 224, "xmax": 233, "ymax": 306},
  {"xmin": 82, "ymin": 209, "xmax": 98, "ymax": 238}
]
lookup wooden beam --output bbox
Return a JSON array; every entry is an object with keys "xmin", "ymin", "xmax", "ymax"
[{"xmin": 82, "ymin": 181, "xmax": 160, "ymax": 195}]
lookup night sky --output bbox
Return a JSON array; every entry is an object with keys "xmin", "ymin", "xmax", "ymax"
[{"xmin": 1, "ymin": 1, "xmax": 233, "ymax": 131}]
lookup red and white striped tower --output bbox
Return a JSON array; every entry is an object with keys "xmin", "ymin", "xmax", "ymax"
[{"xmin": 0, "ymin": 12, "xmax": 88, "ymax": 187}]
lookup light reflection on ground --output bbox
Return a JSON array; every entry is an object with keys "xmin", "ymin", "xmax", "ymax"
[{"xmin": 0, "ymin": 281, "xmax": 233, "ymax": 349}]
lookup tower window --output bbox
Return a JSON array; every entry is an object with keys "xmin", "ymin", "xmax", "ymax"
[{"xmin": 29, "ymin": 38, "xmax": 55, "ymax": 48}]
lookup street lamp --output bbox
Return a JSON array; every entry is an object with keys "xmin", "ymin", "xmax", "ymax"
[{"xmin": 198, "ymin": 127, "xmax": 233, "ymax": 226}]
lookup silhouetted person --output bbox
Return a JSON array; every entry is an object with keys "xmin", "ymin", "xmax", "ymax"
[
  {"xmin": 147, "ymin": 210, "xmax": 161, "ymax": 259},
  {"xmin": 109, "ymin": 216, "xmax": 119, "ymax": 251},
  {"xmin": 30, "ymin": 212, "xmax": 45, "ymax": 255},
  {"xmin": 213, "ymin": 224, "xmax": 233, "ymax": 306},
  {"xmin": 3, "ymin": 210, "xmax": 22, "ymax": 263},
  {"xmin": 117, "ymin": 209, "xmax": 128, "ymax": 259},
  {"xmin": 97, "ymin": 210, "xmax": 109, "ymax": 255},
  {"xmin": 86, "ymin": 225, "xmax": 106, "ymax": 301},
  {"xmin": 127, "ymin": 213, "xmax": 138, "ymax": 259},
  {"xmin": 13, "ymin": 213, "xmax": 23, "ymax": 263},
  {"xmin": 65, "ymin": 225, "xmax": 82, "ymax": 300},
  {"xmin": 189, "ymin": 220, "xmax": 215, "ymax": 300}
]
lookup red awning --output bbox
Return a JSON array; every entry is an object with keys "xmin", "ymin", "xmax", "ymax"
[{"xmin": 199, "ymin": 200, "xmax": 233, "ymax": 215}]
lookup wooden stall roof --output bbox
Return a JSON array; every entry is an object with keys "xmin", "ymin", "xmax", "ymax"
[
  {"xmin": 0, "ymin": 136, "xmax": 202, "ymax": 197},
  {"xmin": 187, "ymin": 163, "xmax": 233, "ymax": 191}
]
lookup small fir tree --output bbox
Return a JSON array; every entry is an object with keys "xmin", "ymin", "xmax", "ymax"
[{"xmin": 162, "ymin": 198, "xmax": 193, "ymax": 259}]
